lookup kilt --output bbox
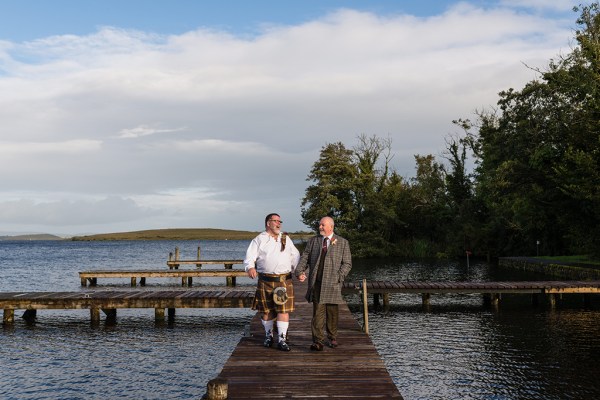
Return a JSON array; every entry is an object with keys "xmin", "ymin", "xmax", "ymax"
[{"xmin": 252, "ymin": 275, "xmax": 295, "ymax": 314}]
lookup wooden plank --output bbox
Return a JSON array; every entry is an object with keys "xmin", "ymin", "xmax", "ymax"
[{"xmin": 213, "ymin": 279, "xmax": 403, "ymax": 399}]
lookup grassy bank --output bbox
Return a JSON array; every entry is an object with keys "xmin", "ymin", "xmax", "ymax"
[{"xmin": 71, "ymin": 228, "xmax": 313, "ymax": 241}]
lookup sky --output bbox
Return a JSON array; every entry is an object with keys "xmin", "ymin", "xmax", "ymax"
[{"xmin": 0, "ymin": 0, "xmax": 582, "ymax": 236}]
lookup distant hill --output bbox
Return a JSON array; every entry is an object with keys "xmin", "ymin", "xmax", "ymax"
[
  {"xmin": 71, "ymin": 228, "xmax": 313, "ymax": 241},
  {"xmin": 0, "ymin": 233, "xmax": 65, "ymax": 241}
]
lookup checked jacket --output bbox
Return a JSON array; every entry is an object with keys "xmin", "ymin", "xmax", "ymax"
[{"xmin": 295, "ymin": 234, "xmax": 352, "ymax": 304}]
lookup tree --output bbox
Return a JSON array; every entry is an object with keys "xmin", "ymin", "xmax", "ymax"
[{"xmin": 300, "ymin": 142, "xmax": 357, "ymax": 236}]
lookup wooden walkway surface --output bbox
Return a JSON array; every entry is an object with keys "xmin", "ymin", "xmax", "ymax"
[
  {"xmin": 342, "ymin": 280, "xmax": 600, "ymax": 294},
  {"xmin": 213, "ymin": 279, "xmax": 403, "ymax": 399},
  {"xmin": 1, "ymin": 289, "xmax": 254, "ymax": 324}
]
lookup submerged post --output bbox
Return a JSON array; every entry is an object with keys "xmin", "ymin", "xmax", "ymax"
[
  {"xmin": 362, "ymin": 279, "xmax": 369, "ymax": 335},
  {"xmin": 196, "ymin": 246, "xmax": 202, "ymax": 268}
]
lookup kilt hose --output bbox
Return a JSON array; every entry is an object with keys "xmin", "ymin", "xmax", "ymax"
[{"xmin": 252, "ymin": 274, "xmax": 295, "ymax": 317}]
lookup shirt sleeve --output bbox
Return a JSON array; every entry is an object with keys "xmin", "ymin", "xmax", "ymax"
[{"xmin": 243, "ymin": 237, "xmax": 259, "ymax": 272}]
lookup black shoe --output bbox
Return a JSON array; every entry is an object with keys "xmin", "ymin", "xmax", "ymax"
[
  {"xmin": 278, "ymin": 340, "xmax": 291, "ymax": 352},
  {"xmin": 310, "ymin": 342, "xmax": 324, "ymax": 351},
  {"xmin": 263, "ymin": 336, "xmax": 274, "ymax": 348}
]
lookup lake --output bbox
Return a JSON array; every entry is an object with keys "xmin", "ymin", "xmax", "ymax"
[{"xmin": 1, "ymin": 240, "xmax": 598, "ymax": 399}]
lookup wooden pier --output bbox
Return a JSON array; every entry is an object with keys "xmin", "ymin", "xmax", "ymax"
[
  {"xmin": 342, "ymin": 280, "xmax": 600, "ymax": 308},
  {"xmin": 208, "ymin": 279, "xmax": 403, "ymax": 399},
  {"xmin": 79, "ymin": 268, "xmax": 247, "ymax": 287},
  {"xmin": 1, "ymin": 289, "xmax": 254, "ymax": 325}
]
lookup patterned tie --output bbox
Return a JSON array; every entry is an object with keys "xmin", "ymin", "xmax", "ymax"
[{"xmin": 322, "ymin": 237, "xmax": 328, "ymax": 255}]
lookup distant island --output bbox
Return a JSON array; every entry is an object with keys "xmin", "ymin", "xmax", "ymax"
[
  {"xmin": 71, "ymin": 228, "xmax": 313, "ymax": 241},
  {"xmin": 0, "ymin": 234, "xmax": 65, "ymax": 241}
]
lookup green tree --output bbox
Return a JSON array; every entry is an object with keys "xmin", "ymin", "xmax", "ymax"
[
  {"xmin": 300, "ymin": 142, "xmax": 357, "ymax": 235},
  {"xmin": 466, "ymin": 3, "xmax": 600, "ymax": 256}
]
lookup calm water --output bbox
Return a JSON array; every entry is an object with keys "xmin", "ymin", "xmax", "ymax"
[{"xmin": 1, "ymin": 241, "xmax": 599, "ymax": 399}]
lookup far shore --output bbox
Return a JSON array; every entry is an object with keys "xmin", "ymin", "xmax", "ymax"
[{"xmin": 70, "ymin": 228, "xmax": 314, "ymax": 241}]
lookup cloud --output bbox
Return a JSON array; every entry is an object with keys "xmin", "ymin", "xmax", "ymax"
[
  {"xmin": 0, "ymin": 4, "xmax": 578, "ymax": 233},
  {"xmin": 117, "ymin": 124, "xmax": 186, "ymax": 139}
]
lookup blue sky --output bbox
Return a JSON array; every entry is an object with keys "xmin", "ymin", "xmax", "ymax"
[{"xmin": 0, "ymin": 0, "xmax": 580, "ymax": 235}]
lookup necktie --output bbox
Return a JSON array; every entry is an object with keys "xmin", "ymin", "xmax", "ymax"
[{"xmin": 322, "ymin": 237, "xmax": 328, "ymax": 255}]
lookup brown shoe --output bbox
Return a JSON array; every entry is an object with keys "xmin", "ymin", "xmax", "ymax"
[
  {"xmin": 310, "ymin": 342, "xmax": 324, "ymax": 351},
  {"xmin": 327, "ymin": 339, "xmax": 338, "ymax": 348}
]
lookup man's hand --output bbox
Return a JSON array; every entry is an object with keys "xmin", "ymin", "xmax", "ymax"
[
  {"xmin": 298, "ymin": 272, "xmax": 306, "ymax": 282},
  {"xmin": 247, "ymin": 267, "xmax": 257, "ymax": 279}
]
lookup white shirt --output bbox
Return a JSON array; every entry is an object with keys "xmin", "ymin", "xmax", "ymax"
[{"xmin": 243, "ymin": 231, "xmax": 300, "ymax": 274}]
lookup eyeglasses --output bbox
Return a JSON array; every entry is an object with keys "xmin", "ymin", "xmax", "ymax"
[{"xmin": 269, "ymin": 219, "xmax": 283, "ymax": 224}]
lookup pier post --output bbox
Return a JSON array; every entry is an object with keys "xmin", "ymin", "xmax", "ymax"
[
  {"xmin": 196, "ymin": 246, "xmax": 202, "ymax": 268},
  {"xmin": 3, "ymin": 309, "xmax": 14, "ymax": 325},
  {"xmin": 22, "ymin": 309, "xmax": 37, "ymax": 323},
  {"xmin": 155, "ymin": 308, "xmax": 165, "ymax": 321},
  {"xmin": 168, "ymin": 252, "xmax": 173, "ymax": 269},
  {"xmin": 90, "ymin": 307, "xmax": 100, "ymax": 324},
  {"xmin": 373, "ymin": 293, "xmax": 381, "ymax": 307},
  {"xmin": 422, "ymin": 293, "xmax": 431, "ymax": 308},
  {"xmin": 131, "ymin": 277, "xmax": 137, "ymax": 287},
  {"xmin": 188, "ymin": 277, "xmax": 193, "ymax": 286},
  {"xmin": 225, "ymin": 263, "xmax": 235, "ymax": 287},
  {"xmin": 140, "ymin": 277, "xmax": 146, "ymax": 286},
  {"xmin": 168, "ymin": 308, "xmax": 175, "ymax": 321},
  {"xmin": 174, "ymin": 247, "xmax": 180, "ymax": 269},
  {"xmin": 362, "ymin": 279, "xmax": 369, "ymax": 335},
  {"xmin": 81, "ymin": 277, "xmax": 87, "ymax": 286},
  {"xmin": 205, "ymin": 378, "xmax": 228, "ymax": 400},
  {"xmin": 383, "ymin": 293, "xmax": 390, "ymax": 309},
  {"xmin": 546, "ymin": 294, "xmax": 556, "ymax": 308}
]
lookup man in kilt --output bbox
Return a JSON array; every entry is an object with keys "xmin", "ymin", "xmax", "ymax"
[{"xmin": 243, "ymin": 213, "xmax": 300, "ymax": 351}]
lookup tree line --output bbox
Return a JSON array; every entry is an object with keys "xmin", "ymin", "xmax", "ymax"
[{"xmin": 300, "ymin": 4, "xmax": 600, "ymax": 259}]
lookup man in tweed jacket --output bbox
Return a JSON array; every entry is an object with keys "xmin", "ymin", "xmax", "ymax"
[{"xmin": 296, "ymin": 216, "xmax": 352, "ymax": 351}]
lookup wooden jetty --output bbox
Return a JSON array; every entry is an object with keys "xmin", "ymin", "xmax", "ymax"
[
  {"xmin": 79, "ymin": 268, "xmax": 247, "ymax": 287},
  {"xmin": 342, "ymin": 280, "xmax": 600, "ymax": 308},
  {"xmin": 207, "ymin": 279, "xmax": 403, "ymax": 399},
  {"xmin": 1, "ymin": 289, "xmax": 254, "ymax": 325},
  {"xmin": 166, "ymin": 246, "xmax": 242, "ymax": 270}
]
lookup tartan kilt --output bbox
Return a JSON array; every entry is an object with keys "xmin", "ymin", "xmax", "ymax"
[{"xmin": 252, "ymin": 278, "xmax": 295, "ymax": 314}]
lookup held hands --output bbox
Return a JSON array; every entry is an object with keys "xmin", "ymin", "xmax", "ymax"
[
  {"xmin": 247, "ymin": 268, "xmax": 257, "ymax": 279},
  {"xmin": 298, "ymin": 273, "xmax": 306, "ymax": 282}
]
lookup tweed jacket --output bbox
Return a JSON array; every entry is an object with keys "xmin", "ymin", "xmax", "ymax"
[{"xmin": 295, "ymin": 234, "xmax": 352, "ymax": 304}]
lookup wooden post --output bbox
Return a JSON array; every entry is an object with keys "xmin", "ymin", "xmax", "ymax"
[
  {"xmin": 174, "ymin": 247, "xmax": 180, "ymax": 269},
  {"xmin": 547, "ymin": 293, "xmax": 556, "ymax": 308},
  {"xmin": 181, "ymin": 277, "xmax": 186, "ymax": 286},
  {"xmin": 140, "ymin": 277, "xmax": 146, "ymax": 286},
  {"xmin": 225, "ymin": 263, "xmax": 234, "ymax": 287},
  {"xmin": 188, "ymin": 277, "xmax": 193, "ymax": 286},
  {"xmin": 383, "ymin": 293, "xmax": 390, "ymax": 309},
  {"xmin": 103, "ymin": 308, "xmax": 117, "ymax": 325},
  {"xmin": 168, "ymin": 252, "xmax": 173, "ymax": 270},
  {"xmin": 131, "ymin": 277, "xmax": 137, "ymax": 287},
  {"xmin": 373, "ymin": 293, "xmax": 381, "ymax": 307},
  {"xmin": 362, "ymin": 279, "xmax": 369, "ymax": 335},
  {"xmin": 168, "ymin": 308, "xmax": 175, "ymax": 321},
  {"xmin": 90, "ymin": 307, "xmax": 100, "ymax": 324},
  {"xmin": 206, "ymin": 378, "xmax": 228, "ymax": 400},
  {"xmin": 422, "ymin": 293, "xmax": 431, "ymax": 308},
  {"xmin": 3, "ymin": 309, "xmax": 15, "ymax": 325},
  {"xmin": 196, "ymin": 246, "xmax": 202, "ymax": 268},
  {"xmin": 155, "ymin": 308, "xmax": 165, "ymax": 321},
  {"xmin": 81, "ymin": 277, "xmax": 87, "ymax": 286},
  {"xmin": 22, "ymin": 309, "xmax": 37, "ymax": 323}
]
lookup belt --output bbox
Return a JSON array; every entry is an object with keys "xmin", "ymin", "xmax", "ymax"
[{"xmin": 258, "ymin": 273, "xmax": 292, "ymax": 282}]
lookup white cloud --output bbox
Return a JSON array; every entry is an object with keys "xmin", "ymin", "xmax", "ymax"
[{"xmin": 0, "ymin": 4, "xmax": 578, "ymax": 234}]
